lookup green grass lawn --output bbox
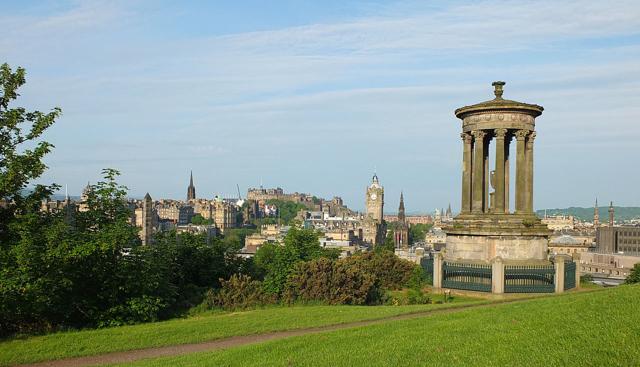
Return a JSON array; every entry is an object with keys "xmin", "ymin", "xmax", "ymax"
[
  {"xmin": 112, "ymin": 285, "xmax": 640, "ymax": 367},
  {"xmin": 0, "ymin": 295, "xmax": 481, "ymax": 366}
]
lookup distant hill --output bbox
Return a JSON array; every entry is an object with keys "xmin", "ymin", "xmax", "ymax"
[{"xmin": 536, "ymin": 207, "xmax": 640, "ymax": 222}]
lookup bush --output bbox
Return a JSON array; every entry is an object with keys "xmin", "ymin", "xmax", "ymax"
[
  {"xmin": 580, "ymin": 273, "xmax": 593, "ymax": 284},
  {"xmin": 624, "ymin": 264, "xmax": 640, "ymax": 285},
  {"xmin": 284, "ymin": 257, "xmax": 380, "ymax": 305},
  {"xmin": 347, "ymin": 251, "xmax": 417, "ymax": 290},
  {"xmin": 206, "ymin": 274, "xmax": 275, "ymax": 310}
]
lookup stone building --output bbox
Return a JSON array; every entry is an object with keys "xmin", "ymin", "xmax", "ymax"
[
  {"xmin": 579, "ymin": 252, "xmax": 639, "ymax": 280},
  {"xmin": 78, "ymin": 183, "xmax": 92, "ymax": 212},
  {"xmin": 394, "ymin": 192, "xmax": 409, "ymax": 249},
  {"xmin": 365, "ymin": 174, "xmax": 384, "ymax": 222},
  {"xmin": 212, "ymin": 198, "xmax": 238, "ymax": 233},
  {"xmin": 156, "ymin": 200, "xmax": 194, "ymax": 225},
  {"xmin": 141, "ymin": 193, "xmax": 154, "ymax": 245},
  {"xmin": 542, "ymin": 215, "xmax": 575, "ymax": 231},
  {"xmin": 596, "ymin": 226, "xmax": 640, "ymax": 255},
  {"xmin": 362, "ymin": 174, "xmax": 386, "ymax": 245},
  {"xmin": 548, "ymin": 234, "xmax": 594, "ymax": 258},
  {"xmin": 425, "ymin": 226, "xmax": 447, "ymax": 251}
]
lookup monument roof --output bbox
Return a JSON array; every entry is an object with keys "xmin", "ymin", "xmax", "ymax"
[
  {"xmin": 455, "ymin": 81, "xmax": 543, "ymax": 119},
  {"xmin": 551, "ymin": 235, "xmax": 581, "ymax": 245}
]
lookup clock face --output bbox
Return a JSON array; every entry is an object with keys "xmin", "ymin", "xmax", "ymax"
[{"xmin": 370, "ymin": 193, "xmax": 377, "ymax": 201}]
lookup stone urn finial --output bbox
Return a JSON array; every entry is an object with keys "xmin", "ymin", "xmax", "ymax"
[{"xmin": 492, "ymin": 81, "xmax": 505, "ymax": 99}]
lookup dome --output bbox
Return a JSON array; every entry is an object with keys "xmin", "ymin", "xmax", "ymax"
[
  {"xmin": 551, "ymin": 235, "xmax": 581, "ymax": 246},
  {"xmin": 454, "ymin": 81, "xmax": 543, "ymax": 119}
]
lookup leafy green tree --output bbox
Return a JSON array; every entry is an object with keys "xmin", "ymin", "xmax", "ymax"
[
  {"xmin": 0, "ymin": 63, "xmax": 61, "ymax": 244},
  {"xmin": 0, "ymin": 63, "xmax": 62, "ymax": 334},
  {"xmin": 409, "ymin": 223, "xmax": 432, "ymax": 245},
  {"xmin": 254, "ymin": 226, "xmax": 337, "ymax": 296},
  {"xmin": 625, "ymin": 264, "xmax": 640, "ymax": 285},
  {"xmin": 375, "ymin": 231, "xmax": 396, "ymax": 253},
  {"xmin": 265, "ymin": 199, "xmax": 306, "ymax": 224},
  {"xmin": 190, "ymin": 214, "xmax": 213, "ymax": 225}
]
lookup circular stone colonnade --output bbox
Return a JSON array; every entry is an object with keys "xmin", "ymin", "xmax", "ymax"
[
  {"xmin": 432, "ymin": 82, "xmax": 575, "ymax": 294},
  {"xmin": 447, "ymin": 81, "xmax": 549, "ymax": 263}
]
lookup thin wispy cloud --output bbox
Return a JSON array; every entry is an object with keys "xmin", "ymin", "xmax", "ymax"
[{"xmin": 3, "ymin": 0, "xmax": 639, "ymax": 210}]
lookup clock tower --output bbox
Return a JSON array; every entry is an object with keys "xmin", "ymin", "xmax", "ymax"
[{"xmin": 365, "ymin": 174, "xmax": 384, "ymax": 223}]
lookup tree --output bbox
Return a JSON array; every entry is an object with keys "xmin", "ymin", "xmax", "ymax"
[
  {"xmin": 0, "ymin": 63, "xmax": 62, "ymax": 334},
  {"xmin": 254, "ymin": 226, "xmax": 337, "ymax": 296},
  {"xmin": 265, "ymin": 199, "xmax": 306, "ymax": 224},
  {"xmin": 375, "ymin": 231, "xmax": 395, "ymax": 253},
  {"xmin": 409, "ymin": 223, "xmax": 432, "ymax": 245},
  {"xmin": 0, "ymin": 63, "xmax": 61, "ymax": 244},
  {"xmin": 625, "ymin": 264, "xmax": 640, "ymax": 285},
  {"xmin": 191, "ymin": 214, "xmax": 213, "ymax": 225}
]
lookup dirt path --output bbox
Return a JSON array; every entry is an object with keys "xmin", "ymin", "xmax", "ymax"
[{"xmin": 18, "ymin": 296, "xmax": 548, "ymax": 367}]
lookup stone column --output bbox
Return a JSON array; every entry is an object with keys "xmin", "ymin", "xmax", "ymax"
[
  {"xmin": 433, "ymin": 252, "xmax": 444, "ymax": 289},
  {"xmin": 491, "ymin": 257, "xmax": 504, "ymax": 294},
  {"xmin": 471, "ymin": 130, "xmax": 486, "ymax": 213},
  {"xmin": 515, "ymin": 130, "xmax": 529, "ymax": 213},
  {"xmin": 484, "ymin": 136, "xmax": 490, "ymax": 213},
  {"xmin": 554, "ymin": 255, "xmax": 567, "ymax": 293},
  {"xmin": 525, "ymin": 132, "xmax": 536, "ymax": 213},
  {"xmin": 504, "ymin": 133, "xmax": 511, "ymax": 213},
  {"xmin": 461, "ymin": 133, "xmax": 473, "ymax": 214},
  {"xmin": 494, "ymin": 129, "xmax": 507, "ymax": 213}
]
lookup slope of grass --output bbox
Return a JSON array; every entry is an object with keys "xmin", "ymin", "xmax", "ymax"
[
  {"xmin": 0, "ymin": 295, "xmax": 480, "ymax": 366},
  {"xmin": 115, "ymin": 286, "xmax": 640, "ymax": 367}
]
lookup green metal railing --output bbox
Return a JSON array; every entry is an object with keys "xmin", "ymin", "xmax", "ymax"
[
  {"xmin": 504, "ymin": 264, "xmax": 555, "ymax": 293},
  {"xmin": 420, "ymin": 257, "xmax": 434, "ymax": 285},
  {"xmin": 564, "ymin": 261, "xmax": 577, "ymax": 290},
  {"xmin": 442, "ymin": 261, "xmax": 492, "ymax": 292}
]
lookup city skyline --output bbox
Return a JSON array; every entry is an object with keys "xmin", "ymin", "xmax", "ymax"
[{"xmin": 3, "ymin": 0, "xmax": 640, "ymax": 211}]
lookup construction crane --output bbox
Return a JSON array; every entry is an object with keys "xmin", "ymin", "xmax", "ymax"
[{"xmin": 236, "ymin": 184, "xmax": 245, "ymax": 207}]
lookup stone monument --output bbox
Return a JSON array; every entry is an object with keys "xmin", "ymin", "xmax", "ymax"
[{"xmin": 445, "ymin": 81, "xmax": 550, "ymax": 263}]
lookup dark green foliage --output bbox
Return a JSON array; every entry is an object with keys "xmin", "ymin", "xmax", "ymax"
[
  {"xmin": 254, "ymin": 226, "xmax": 338, "ymax": 296},
  {"xmin": 625, "ymin": 264, "xmax": 640, "ymax": 285},
  {"xmin": 190, "ymin": 214, "xmax": 213, "ymax": 225},
  {"xmin": 221, "ymin": 228, "xmax": 256, "ymax": 250},
  {"xmin": 408, "ymin": 223, "xmax": 432, "ymax": 245},
  {"xmin": 265, "ymin": 199, "xmax": 307, "ymax": 224},
  {"xmin": 348, "ymin": 251, "xmax": 417, "ymax": 290},
  {"xmin": 284, "ymin": 257, "xmax": 379, "ymax": 305},
  {"xmin": 0, "ymin": 64, "xmax": 251, "ymax": 335},
  {"xmin": 375, "ymin": 231, "xmax": 396, "ymax": 253},
  {"xmin": 0, "ymin": 63, "xmax": 61, "ymax": 245},
  {"xmin": 204, "ymin": 274, "xmax": 275, "ymax": 310}
]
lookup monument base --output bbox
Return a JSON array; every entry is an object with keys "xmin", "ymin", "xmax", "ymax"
[{"xmin": 444, "ymin": 213, "xmax": 550, "ymax": 263}]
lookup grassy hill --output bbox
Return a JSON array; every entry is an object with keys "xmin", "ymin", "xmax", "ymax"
[
  {"xmin": 113, "ymin": 286, "xmax": 640, "ymax": 367},
  {"xmin": 536, "ymin": 206, "xmax": 640, "ymax": 222},
  {"xmin": 0, "ymin": 295, "xmax": 477, "ymax": 366}
]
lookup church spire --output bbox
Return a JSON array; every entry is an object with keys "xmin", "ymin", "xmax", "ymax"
[
  {"xmin": 608, "ymin": 201, "xmax": 614, "ymax": 227},
  {"xmin": 187, "ymin": 171, "xmax": 196, "ymax": 201},
  {"xmin": 398, "ymin": 191, "xmax": 405, "ymax": 223}
]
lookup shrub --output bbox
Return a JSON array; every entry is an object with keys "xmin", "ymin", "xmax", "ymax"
[
  {"xmin": 347, "ymin": 251, "xmax": 417, "ymax": 290},
  {"xmin": 284, "ymin": 257, "xmax": 380, "ymax": 305},
  {"xmin": 207, "ymin": 274, "xmax": 275, "ymax": 310},
  {"xmin": 624, "ymin": 264, "xmax": 640, "ymax": 285},
  {"xmin": 580, "ymin": 274, "xmax": 593, "ymax": 284}
]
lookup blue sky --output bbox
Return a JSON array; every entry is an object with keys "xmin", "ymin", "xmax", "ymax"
[{"xmin": 3, "ymin": 0, "xmax": 640, "ymax": 213}]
